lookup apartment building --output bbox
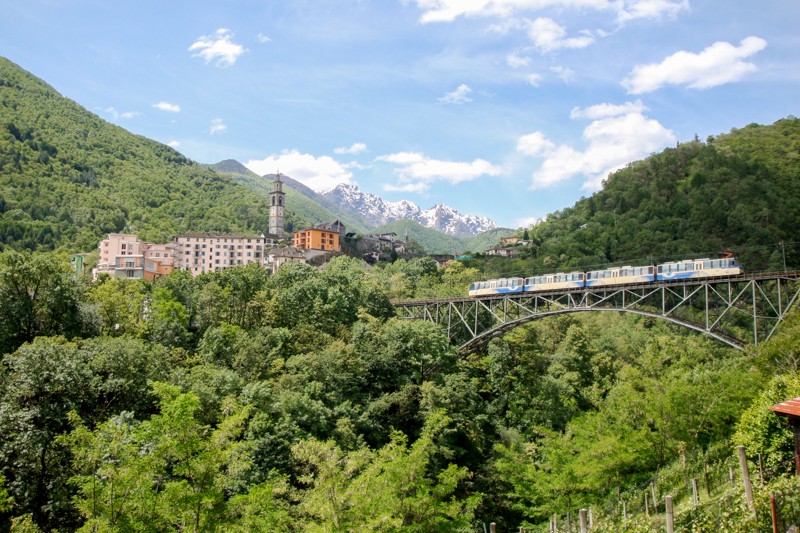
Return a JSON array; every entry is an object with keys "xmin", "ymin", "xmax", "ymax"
[
  {"xmin": 293, "ymin": 227, "xmax": 341, "ymax": 252},
  {"xmin": 173, "ymin": 233, "xmax": 280, "ymax": 276}
]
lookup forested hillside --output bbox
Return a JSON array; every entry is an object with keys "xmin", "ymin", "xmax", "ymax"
[
  {"xmin": 0, "ymin": 58, "xmax": 278, "ymax": 251},
  {"xmin": 500, "ymin": 118, "xmax": 800, "ymax": 276}
]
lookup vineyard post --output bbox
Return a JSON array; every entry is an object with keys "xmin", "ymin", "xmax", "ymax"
[
  {"xmin": 651, "ymin": 483, "xmax": 658, "ymax": 513},
  {"xmin": 665, "ymin": 496, "xmax": 674, "ymax": 533},
  {"xmin": 738, "ymin": 446, "xmax": 756, "ymax": 517}
]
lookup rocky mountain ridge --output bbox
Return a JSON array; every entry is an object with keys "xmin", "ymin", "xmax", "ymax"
[{"xmin": 321, "ymin": 183, "xmax": 496, "ymax": 236}]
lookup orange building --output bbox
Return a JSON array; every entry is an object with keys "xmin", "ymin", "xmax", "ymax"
[{"xmin": 293, "ymin": 228, "xmax": 340, "ymax": 252}]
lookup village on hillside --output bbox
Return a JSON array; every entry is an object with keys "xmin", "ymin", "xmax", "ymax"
[{"xmin": 84, "ymin": 174, "xmax": 411, "ymax": 279}]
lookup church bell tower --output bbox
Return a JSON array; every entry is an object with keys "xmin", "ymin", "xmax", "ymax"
[{"xmin": 269, "ymin": 172, "xmax": 286, "ymax": 237}]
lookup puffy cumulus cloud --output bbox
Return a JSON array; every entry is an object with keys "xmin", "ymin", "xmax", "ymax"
[
  {"xmin": 167, "ymin": 140, "xmax": 181, "ymax": 148},
  {"xmin": 334, "ymin": 142, "xmax": 367, "ymax": 155},
  {"xmin": 377, "ymin": 151, "xmax": 503, "ymax": 193},
  {"xmin": 189, "ymin": 28, "xmax": 247, "ymax": 67},
  {"xmin": 245, "ymin": 150, "xmax": 355, "ymax": 192},
  {"xmin": 517, "ymin": 131, "xmax": 556, "ymax": 156},
  {"xmin": 623, "ymin": 36, "xmax": 767, "ymax": 94},
  {"xmin": 438, "ymin": 84, "xmax": 473, "ymax": 104},
  {"xmin": 411, "ymin": 0, "xmax": 685, "ymax": 24},
  {"xmin": 518, "ymin": 103, "xmax": 675, "ymax": 190},
  {"xmin": 527, "ymin": 18, "xmax": 594, "ymax": 52},
  {"xmin": 209, "ymin": 118, "xmax": 227, "ymax": 135},
  {"xmin": 152, "ymin": 101, "xmax": 181, "ymax": 113}
]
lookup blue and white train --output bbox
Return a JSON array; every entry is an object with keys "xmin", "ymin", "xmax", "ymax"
[{"xmin": 468, "ymin": 257, "xmax": 743, "ymax": 297}]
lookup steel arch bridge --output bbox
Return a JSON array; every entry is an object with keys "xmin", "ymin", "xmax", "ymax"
[{"xmin": 394, "ymin": 272, "xmax": 800, "ymax": 353}]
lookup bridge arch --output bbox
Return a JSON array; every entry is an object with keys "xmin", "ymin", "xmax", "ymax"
[{"xmin": 457, "ymin": 307, "xmax": 744, "ymax": 354}]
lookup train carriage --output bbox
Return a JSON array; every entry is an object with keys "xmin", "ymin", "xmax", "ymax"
[
  {"xmin": 657, "ymin": 257, "xmax": 742, "ymax": 281},
  {"xmin": 524, "ymin": 271, "xmax": 584, "ymax": 292},
  {"xmin": 468, "ymin": 277, "xmax": 524, "ymax": 297},
  {"xmin": 585, "ymin": 265, "xmax": 655, "ymax": 288}
]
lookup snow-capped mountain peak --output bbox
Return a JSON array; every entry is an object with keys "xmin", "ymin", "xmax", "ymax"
[{"xmin": 321, "ymin": 184, "xmax": 496, "ymax": 236}]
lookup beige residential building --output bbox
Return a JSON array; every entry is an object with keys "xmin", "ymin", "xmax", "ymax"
[{"xmin": 173, "ymin": 233, "xmax": 280, "ymax": 276}]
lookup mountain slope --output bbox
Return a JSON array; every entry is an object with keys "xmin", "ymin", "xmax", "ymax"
[{"xmin": 0, "ymin": 58, "xmax": 272, "ymax": 252}]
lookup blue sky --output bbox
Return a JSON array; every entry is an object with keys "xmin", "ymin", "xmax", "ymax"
[{"xmin": 1, "ymin": 1, "xmax": 798, "ymax": 229}]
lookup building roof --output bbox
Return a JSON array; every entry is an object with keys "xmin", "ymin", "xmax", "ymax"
[
  {"xmin": 268, "ymin": 246, "xmax": 306, "ymax": 258},
  {"xmin": 769, "ymin": 397, "xmax": 800, "ymax": 418}
]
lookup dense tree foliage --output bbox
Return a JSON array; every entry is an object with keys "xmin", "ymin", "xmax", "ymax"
[{"xmin": 1, "ymin": 249, "xmax": 793, "ymax": 531}]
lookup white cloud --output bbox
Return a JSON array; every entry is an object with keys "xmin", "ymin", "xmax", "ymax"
[
  {"xmin": 438, "ymin": 84, "xmax": 473, "ymax": 104},
  {"xmin": 515, "ymin": 215, "xmax": 543, "ymax": 228},
  {"xmin": 152, "ymin": 101, "xmax": 181, "ymax": 113},
  {"xmin": 617, "ymin": 0, "xmax": 689, "ymax": 24},
  {"xmin": 623, "ymin": 36, "xmax": 768, "ymax": 94},
  {"xmin": 189, "ymin": 28, "xmax": 247, "ymax": 67},
  {"xmin": 334, "ymin": 142, "xmax": 367, "ymax": 155},
  {"xmin": 167, "ymin": 140, "xmax": 181, "ymax": 148},
  {"xmin": 517, "ymin": 131, "xmax": 556, "ymax": 156},
  {"xmin": 377, "ymin": 151, "xmax": 503, "ymax": 193},
  {"xmin": 506, "ymin": 52, "xmax": 530, "ymax": 68},
  {"xmin": 527, "ymin": 18, "xmax": 594, "ymax": 52},
  {"xmin": 256, "ymin": 32, "xmax": 271, "ymax": 43},
  {"xmin": 570, "ymin": 100, "xmax": 647, "ymax": 119},
  {"xmin": 412, "ymin": 0, "xmax": 686, "ymax": 24},
  {"xmin": 383, "ymin": 182, "xmax": 431, "ymax": 194},
  {"xmin": 526, "ymin": 73, "xmax": 543, "ymax": 87},
  {"xmin": 517, "ymin": 103, "xmax": 675, "ymax": 190},
  {"xmin": 105, "ymin": 107, "xmax": 139, "ymax": 120},
  {"xmin": 209, "ymin": 118, "xmax": 227, "ymax": 134},
  {"xmin": 550, "ymin": 65, "xmax": 575, "ymax": 83},
  {"xmin": 245, "ymin": 150, "xmax": 355, "ymax": 192}
]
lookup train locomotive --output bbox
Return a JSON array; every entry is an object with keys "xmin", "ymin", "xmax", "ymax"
[{"xmin": 468, "ymin": 257, "xmax": 743, "ymax": 297}]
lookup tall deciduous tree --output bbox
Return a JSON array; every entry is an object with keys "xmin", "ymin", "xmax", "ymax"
[
  {"xmin": 63, "ymin": 383, "xmax": 255, "ymax": 532},
  {"xmin": 0, "ymin": 251, "xmax": 82, "ymax": 354}
]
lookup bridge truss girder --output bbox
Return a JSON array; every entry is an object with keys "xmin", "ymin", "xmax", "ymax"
[{"xmin": 394, "ymin": 275, "xmax": 800, "ymax": 353}]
